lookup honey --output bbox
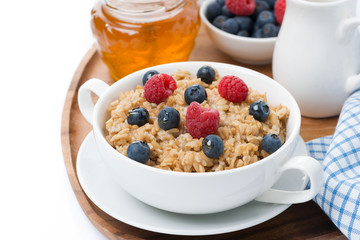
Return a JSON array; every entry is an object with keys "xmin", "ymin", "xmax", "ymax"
[{"xmin": 91, "ymin": 0, "xmax": 201, "ymax": 80}]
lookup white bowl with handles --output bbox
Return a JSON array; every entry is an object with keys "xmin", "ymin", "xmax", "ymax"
[{"xmin": 78, "ymin": 61, "xmax": 323, "ymax": 214}]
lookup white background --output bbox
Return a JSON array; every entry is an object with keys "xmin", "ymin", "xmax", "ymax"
[
  {"xmin": 2, "ymin": 0, "xmax": 359, "ymax": 239},
  {"xmin": 0, "ymin": 0, "xmax": 107, "ymax": 239}
]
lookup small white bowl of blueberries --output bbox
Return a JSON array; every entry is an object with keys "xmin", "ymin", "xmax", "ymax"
[{"xmin": 200, "ymin": 0, "xmax": 284, "ymax": 64}]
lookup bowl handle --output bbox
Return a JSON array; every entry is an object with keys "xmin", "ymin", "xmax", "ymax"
[
  {"xmin": 255, "ymin": 156, "xmax": 324, "ymax": 204},
  {"xmin": 78, "ymin": 79, "xmax": 109, "ymax": 125}
]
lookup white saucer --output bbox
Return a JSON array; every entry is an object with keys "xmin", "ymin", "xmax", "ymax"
[{"xmin": 77, "ymin": 132, "xmax": 308, "ymax": 236}]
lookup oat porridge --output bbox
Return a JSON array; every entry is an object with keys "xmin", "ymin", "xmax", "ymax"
[{"xmin": 105, "ymin": 66, "xmax": 289, "ymax": 173}]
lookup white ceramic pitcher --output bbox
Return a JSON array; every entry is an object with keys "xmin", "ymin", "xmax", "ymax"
[{"xmin": 273, "ymin": 0, "xmax": 360, "ymax": 118}]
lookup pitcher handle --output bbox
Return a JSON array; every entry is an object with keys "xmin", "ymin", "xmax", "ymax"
[
  {"xmin": 338, "ymin": 17, "xmax": 360, "ymax": 93},
  {"xmin": 338, "ymin": 16, "xmax": 360, "ymax": 43},
  {"xmin": 345, "ymin": 75, "xmax": 360, "ymax": 94},
  {"xmin": 255, "ymin": 156, "xmax": 324, "ymax": 204}
]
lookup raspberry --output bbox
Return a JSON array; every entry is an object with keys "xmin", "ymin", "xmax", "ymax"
[
  {"xmin": 218, "ymin": 75, "xmax": 249, "ymax": 103},
  {"xmin": 274, "ymin": 0, "xmax": 286, "ymax": 25},
  {"xmin": 144, "ymin": 73, "xmax": 177, "ymax": 104},
  {"xmin": 186, "ymin": 102, "xmax": 220, "ymax": 139},
  {"xmin": 225, "ymin": 0, "xmax": 256, "ymax": 16}
]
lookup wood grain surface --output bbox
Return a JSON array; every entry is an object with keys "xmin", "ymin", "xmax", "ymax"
[{"xmin": 61, "ymin": 24, "xmax": 344, "ymax": 240}]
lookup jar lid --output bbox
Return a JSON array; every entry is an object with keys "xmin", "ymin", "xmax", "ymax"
[{"xmin": 104, "ymin": 0, "xmax": 186, "ymax": 23}]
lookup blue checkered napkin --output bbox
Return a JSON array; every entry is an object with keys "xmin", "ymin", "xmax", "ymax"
[{"xmin": 306, "ymin": 91, "xmax": 360, "ymax": 240}]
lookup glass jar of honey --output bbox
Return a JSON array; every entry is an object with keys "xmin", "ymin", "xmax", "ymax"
[{"xmin": 90, "ymin": 0, "xmax": 201, "ymax": 80}]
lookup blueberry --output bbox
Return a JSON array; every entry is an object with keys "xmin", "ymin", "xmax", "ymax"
[
  {"xmin": 237, "ymin": 30, "xmax": 250, "ymax": 37},
  {"xmin": 212, "ymin": 15, "xmax": 228, "ymax": 29},
  {"xmin": 202, "ymin": 135, "xmax": 224, "ymax": 158},
  {"xmin": 184, "ymin": 84, "xmax": 207, "ymax": 105},
  {"xmin": 127, "ymin": 107, "xmax": 149, "ymax": 127},
  {"xmin": 249, "ymin": 100, "xmax": 270, "ymax": 122},
  {"xmin": 221, "ymin": 6, "xmax": 234, "ymax": 17},
  {"xmin": 264, "ymin": 0, "xmax": 276, "ymax": 8},
  {"xmin": 158, "ymin": 107, "xmax": 180, "ymax": 130},
  {"xmin": 216, "ymin": 0, "xmax": 226, "ymax": 6},
  {"xmin": 233, "ymin": 16, "xmax": 254, "ymax": 32},
  {"xmin": 221, "ymin": 19, "xmax": 239, "ymax": 34},
  {"xmin": 197, "ymin": 66, "xmax": 216, "ymax": 84},
  {"xmin": 256, "ymin": 10, "xmax": 276, "ymax": 28},
  {"xmin": 251, "ymin": 0, "xmax": 271, "ymax": 20},
  {"xmin": 261, "ymin": 134, "xmax": 282, "ymax": 154},
  {"xmin": 206, "ymin": 2, "xmax": 222, "ymax": 21},
  {"xmin": 261, "ymin": 23, "xmax": 279, "ymax": 38},
  {"xmin": 142, "ymin": 70, "xmax": 159, "ymax": 86},
  {"xmin": 275, "ymin": 25, "xmax": 280, "ymax": 33},
  {"xmin": 252, "ymin": 28, "xmax": 262, "ymax": 38},
  {"xmin": 127, "ymin": 141, "xmax": 151, "ymax": 163}
]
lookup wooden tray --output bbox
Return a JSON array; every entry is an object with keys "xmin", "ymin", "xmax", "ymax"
[{"xmin": 61, "ymin": 25, "xmax": 344, "ymax": 239}]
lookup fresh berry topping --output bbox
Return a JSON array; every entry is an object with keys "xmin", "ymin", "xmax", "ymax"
[
  {"xmin": 255, "ymin": 10, "xmax": 276, "ymax": 28},
  {"xmin": 127, "ymin": 107, "xmax": 149, "ymax": 127},
  {"xmin": 221, "ymin": 18, "xmax": 239, "ymax": 34},
  {"xmin": 218, "ymin": 75, "xmax": 249, "ymax": 103},
  {"xmin": 144, "ymin": 73, "xmax": 177, "ymax": 104},
  {"xmin": 264, "ymin": 0, "xmax": 276, "ymax": 8},
  {"xmin": 233, "ymin": 16, "xmax": 254, "ymax": 32},
  {"xmin": 206, "ymin": 2, "xmax": 222, "ymax": 21},
  {"xmin": 216, "ymin": 0, "xmax": 226, "ymax": 6},
  {"xmin": 127, "ymin": 141, "xmax": 151, "ymax": 163},
  {"xmin": 251, "ymin": 0, "xmax": 270, "ymax": 20},
  {"xmin": 225, "ymin": 0, "xmax": 256, "ymax": 16},
  {"xmin": 142, "ymin": 70, "xmax": 159, "ymax": 86},
  {"xmin": 184, "ymin": 84, "xmax": 208, "ymax": 105},
  {"xmin": 274, "ymin": 0, "xmax": 286, "ymax": 25},
  {"xmin": 249, "ymin": 100, "xmax": 270, "ymax": 122},
  {"xmin": 252, "ymin": 28, "xmax": 262, "ymax": 38},
  {"xmin": 186, "ymin": 102, "xmax": 220, "ymax": 139},
  {"xmin": 158, "ymin": 107, "xmax": 180, "ymax": 130},
  {"xmin": 222, "ymin": 5, "xmax": 234, "ymax": 17},
  {"xmin": 261, "ymin": 23, "xmax": 279, "ymax": 37},
  {"xmin": 237, "ymin": 30, "xmax": 250, "ymax": 37},
  {"xmin": 261, "ymin": 133, "xmax": 282, "ymax": 154},
  {"xmin": 212, "ymin": 15, "xmax": 229, "ymax": 28},
  {"xmin": 202, "ymin": 135, "xmax": 224, "ymax": 158},
  {"xmin": 197, "ymin": 66, "xmax": 216, "ymax": 84}
]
